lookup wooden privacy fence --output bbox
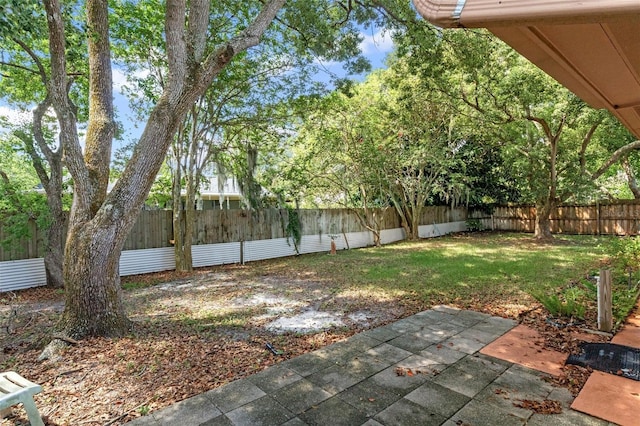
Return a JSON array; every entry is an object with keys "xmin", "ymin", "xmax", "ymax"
[
  {"xmin": 0, "ymin": 207, "xmax": 404, "ymax": 262},
  {"xmin": 470, "ymin": 201, "xmax": 640, "ymax": 235},
  {"xmin": 5, "ymin": 200, "xmax": 640, "ymax": 262}
]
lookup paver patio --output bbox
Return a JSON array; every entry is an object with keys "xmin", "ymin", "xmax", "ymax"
[{"xmin": 125, "ymin": 305, "xmax": 616, "ymax": 426}]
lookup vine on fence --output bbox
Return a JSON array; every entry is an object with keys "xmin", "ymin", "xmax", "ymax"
[{"xmin": 284, "ymin": 207, "xmax": 302, "ymax": 254}]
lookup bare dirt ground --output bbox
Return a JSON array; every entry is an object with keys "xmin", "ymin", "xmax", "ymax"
[{"xmin": 0, "ymin": 261, "xmax": 608, "ymax": 425}]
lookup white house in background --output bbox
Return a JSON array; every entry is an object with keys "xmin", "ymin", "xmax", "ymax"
[{"xmin": 195, "ymin": 175, "xmax": 243, "ymax": 209}]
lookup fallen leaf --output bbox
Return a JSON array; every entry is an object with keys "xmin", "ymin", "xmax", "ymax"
[{"xmin": 513, "ymin": 399, "xmax": 562, "ymax": 414}]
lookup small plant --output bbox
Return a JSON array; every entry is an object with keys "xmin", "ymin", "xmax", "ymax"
[
  {"xmin": 532, "ymin": 286, "xmax": 587, "ymax": 320},
  {"xmin": 607, "ymin": 236, "xmax": 640, "ymax": 287},
  {"xmin": 465, "ymin": 218, "xmax": 484, "ymax": 232},
  {"xmin": 138, "ymin": 405, "xmax": 150, "ymax": 416}
]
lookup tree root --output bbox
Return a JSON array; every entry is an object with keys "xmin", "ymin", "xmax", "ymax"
[{"xmin": 38, "ymin": 338, "xmax": 69, "ymax": 362}]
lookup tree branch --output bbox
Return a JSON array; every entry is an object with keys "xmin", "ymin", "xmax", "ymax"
[
  {"xmin": 592, "ymin": 140, "xmax": 640, "ymax": 180},
  {"xmin": 579, "ymin": 122, "xmax": 600, "ymax": 174},
  {"xmin": 187, "ymin": 0, "xmax": 210, "ymax": 64},
  {"xmin": 165, "ymin": 0, "xmax": 188, "ymax": 100},
  {"xmin": 43, "ymin": 0, "xmax": 88, "ymax": 213},
  {"xmin": 10, "ymin": 38, "xmax": 48, "ymax": 86}
]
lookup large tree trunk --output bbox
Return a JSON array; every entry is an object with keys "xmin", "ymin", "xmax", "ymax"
[
  {"xmin": 59, "ymin": 221, "xmax": 131, "ymax": 338},
  {"xmin": 534, "ymin": 202, "xmax": 555, "ymax": 240},
  {"xmin": 43, "ymin": 204, "xmax": 65, "ymax": 288},
  {"xmin": 180, "ymin": 176, "xmax": 195, "ymax": 272},
  {"xmin": 42, "ymin": 165, "xmax": 65, "ymax": 288}
]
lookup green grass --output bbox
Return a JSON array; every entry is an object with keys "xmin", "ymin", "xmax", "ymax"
[{"xmin": 260, "ymin": 233, "xmax": 610, "ymax": 309}]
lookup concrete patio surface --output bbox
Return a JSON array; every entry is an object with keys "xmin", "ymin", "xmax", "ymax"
[{"xmin": 126, "ymin": 306, "xmax": 614, "ymax": 426}]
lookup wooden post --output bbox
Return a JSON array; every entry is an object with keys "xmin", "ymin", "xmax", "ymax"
[
  {"xmin": 598, "ymin": 269, "xmax": 613, "ymax": 332},
  {"xmin": 330, "ymin": 240, "xmax": 337, "ymax": 255},
  {"xmin": 596, "ymin": 201, "xmax": 601, "ymax": 235},
  {"xmin": 240, "ymin": 240, "xmax": 244, "ymax": 265}
]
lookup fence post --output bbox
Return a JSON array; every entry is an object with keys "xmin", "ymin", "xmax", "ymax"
[
  {"xmin": 596, "ymin": 201, "xmax": 601, "ymax": 235},
  {"xmin": 240, "ymin": 240, "xmax": 244, "ymax": 265},
  {"xmin": 597, "ymin": 269, "xmax": 613, "ymax": 332}
]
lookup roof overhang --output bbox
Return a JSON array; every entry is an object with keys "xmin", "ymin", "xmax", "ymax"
[{"xmin": 413, "ymin": 0, "xmax": 640, "ymax": 138}]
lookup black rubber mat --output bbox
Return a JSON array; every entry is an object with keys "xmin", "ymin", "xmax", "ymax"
[{"xmin": 567, "ymin": 343, "xmax": 640, "ymax": 381}]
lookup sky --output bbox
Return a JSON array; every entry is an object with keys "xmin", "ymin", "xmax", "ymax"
[{"xmin": 111, "ymin": 28, "xmax": 395, "ymax": 149}]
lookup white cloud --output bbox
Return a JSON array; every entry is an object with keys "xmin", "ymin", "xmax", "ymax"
[
  {"xmin": 112, "ymin": 67, "xmax": 129, "ymax": 94},
  {"xmin": 112, "ymin": 67, "xmax": 150, "ymax": 95},
  {"xmin": 359, "ymin": 29, "xmax": 394, "ymax": 56},
  {"xmin": 0, "ymin": 106, "xmax": 31, "ymax": 127}
]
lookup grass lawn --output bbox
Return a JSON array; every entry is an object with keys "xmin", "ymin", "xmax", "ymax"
[
  {"xmin": 0, "ymin": 232, "xmax": 627, "ymax": 426},
  {"xmin": 251, "ymin": 232, "xmax": 610, "ymax": 316}
]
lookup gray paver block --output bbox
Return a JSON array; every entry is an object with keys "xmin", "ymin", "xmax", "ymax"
[
  {"xmin": 404, "ymin": 380, "xmax": 470, "ymax": 418},
  {"xmin": 473, "ymin": 383, "xmax": 536, "ymax": 420},
  {"xmin": 388, "ymin": 319, "xmax": 424, "ymax": 334},
  {"xmin": 271, "ymin": 378, "xmax": 332, "ymax": 414},
  {"xmin": 424, "ymin": 321, "xmax": 467, "ymax": 335},
  {"xmin": 338, "ymin": 352, "xmax": 392, "ymax": 377},
  {"xmin": 396, "ymin": 354, "xmax": 446, "ymax": 376},
  {"xmin": 282, "ymin": 352, "xmax": 334, "ymax": 377},
  {"xmin": 361, "ymin": 325, "xmax": 402, "ymax": 342},
  {"xmin": 280, "ymin": 417, "xmax": 307, "ymax": 426},
  {"xmin": 205, "ymin": 379, "xmax": 266, "ymax": 413},
  {"xmin": 412, "ymin": 327, "xmax": 451, "ymax": 343},
  {"xmin": 370, "ymin": 364, "xmax": 430, "ymax": 395},
  {"xmin": 365, "ymin": 343, "xmax": 413, "ymax": 364},
  {"xmin": 455, "ymin": 327, "xmax": 503, "ymax": 344},
  {"xmin": 546, "ymin": 386, "xmax": 575, "ymax": 408},
  {"xmin": 299, "ymin": 396, "xmax": 369, "ymax": 426},
  {"xmin": 225, "ymin": 396, "xmax": 293, "ymax": 426},
  {"xmin": 481, "ymin": 315, "xmax": 517, "ymax": 332},
  {"xmin": 471, "ymin": 317, "xmax": 516, "ymax": 335},
  {"xmin": 448, "ymin": 311, "xmax": 489, "ymax": 328},
  {"xmin": 314, "ymin": 334, "xmax": 380, "ymax": 360},
  {"xmin": 360, "ymin": 420, "xmax": 384, "ymax": 426},
  {"xmin": 527, "ymin": 410, "xmax": 611, "ymax": 426},
  {"xmin": 374, "ymin": 398, "xmax": 446, "ymax": 426},
  {"xmin": 469, "ymin": 353, "xmax": 513, "ymax": 372},
  {"xmin": 456, "ymin": 309, "xmax": 491, "ymax": 322},
  {"xmin": 345, "ymin": 333, "xmax": 385, "ymax": 351},
  {"xmin": 337, "ymin": 379, "xmax": 403, "ymax": 417},
  {"xmin": 420, "ymin": 344, "xmax": 467, "ymax": 365},
  {"xmin": 150, "ymin": 393, "xmax": 222, "ymax": 424},
  {"xmin": 307, "ymin": 364, "xmax": 362, "ymax": 394},
  {"xmin": 248, "ymin": 364, "xmax": 304, "ymax": 393},
  {"xmin": 450, "ymin": 399, "xmax": 527, "ymax": 426},
  {"xmin": 492, "ymin": 365, "xmax": 555, "ymax": 399},
  {"xmin": 431, "ymin": 356, "xmax": 506, "ymax": 398},
  {"xmin": 200, "ymin": 414, "xmax": 235, "ymax": 426},
  {"xmin": 387, "ymin": 334, "xmax": 435, "ymax": 354},
  {"xmin": 441, "ymin": 334, "xmax": 487, "ymax": 354}
]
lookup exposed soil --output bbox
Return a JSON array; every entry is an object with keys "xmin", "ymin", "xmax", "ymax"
[{"xmin": 0, "ymin": 261, "xmax": 614, "ymax": 425}]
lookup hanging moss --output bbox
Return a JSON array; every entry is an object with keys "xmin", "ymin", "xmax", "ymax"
[{"xmin": 285, "ymin": 207, "xmax": 302, "ymax": 254}]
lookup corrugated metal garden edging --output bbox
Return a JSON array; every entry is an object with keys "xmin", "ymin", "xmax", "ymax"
[{"xmin": 0, "ymin": 222, "xmax": 457, "ymax": 292}]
